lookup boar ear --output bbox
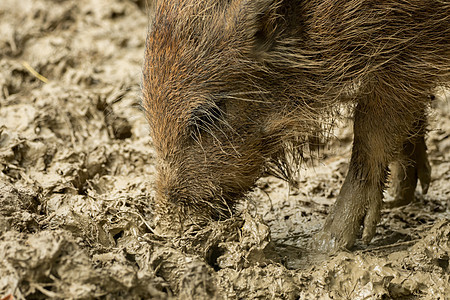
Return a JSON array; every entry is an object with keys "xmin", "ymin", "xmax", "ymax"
[{"xmin": 236, "ymin": 0, "xmax": 282, "ymax": 53}]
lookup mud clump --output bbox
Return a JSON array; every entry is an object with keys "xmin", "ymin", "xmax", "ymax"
[
  {"xmin": 0, "ymin": 230, "xmax": 166, "ymax": 299},
  {"xmin": 0, "ymin": 0, "xmax": 449, "ymax": 299},
  {"xmin": 0, "ymin": 181, "xmax": 39, "ymax": 233}
]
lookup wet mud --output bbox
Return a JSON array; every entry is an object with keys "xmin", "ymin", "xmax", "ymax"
[{"xmin": 0, "ymin": 0, "xmax": 449, "ymax": 299}]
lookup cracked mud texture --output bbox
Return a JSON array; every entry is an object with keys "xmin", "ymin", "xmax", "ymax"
[{"xmin": 0, "ymin": 0, "xmax": 449, "ymax": 299}]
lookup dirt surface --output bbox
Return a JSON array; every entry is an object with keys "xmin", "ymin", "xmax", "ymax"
[{"xmin": 0, "ymin": 1, "xmax": 449, "ymax": 299}]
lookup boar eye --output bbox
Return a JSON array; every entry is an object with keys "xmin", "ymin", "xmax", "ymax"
[{"xmin": 189, "ymin": 100, "xmax": 226, "ymax": 133}]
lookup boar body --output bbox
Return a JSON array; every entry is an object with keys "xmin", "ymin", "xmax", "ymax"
[{"xmin": 143, "ymin": 0, "xmax": 450, "ymax": 250}]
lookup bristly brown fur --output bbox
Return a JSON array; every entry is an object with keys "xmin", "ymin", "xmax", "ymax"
[{"xmin": 142, "ymin": 0, "xmax": 450, "ymax": 235}]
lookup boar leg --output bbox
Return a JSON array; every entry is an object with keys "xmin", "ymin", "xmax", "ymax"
[
  {"xmin": 387, "ymin": 119, "xmax": 431, "ymax": 208},
  {"xmin": 315, "ymin": 95, "xmax": 428, "ymax": 252}
]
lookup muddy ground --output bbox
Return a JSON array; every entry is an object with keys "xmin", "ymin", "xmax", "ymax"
[{"xmin": 0, "ymin": 0, "xmax": 449, "ymax": 299}]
